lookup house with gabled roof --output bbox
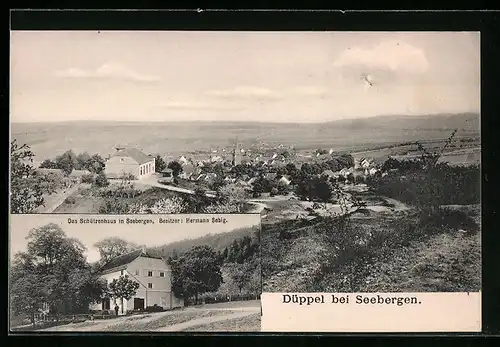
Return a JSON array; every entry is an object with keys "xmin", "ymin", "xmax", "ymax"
[
  {"xmin": 105, "ymin": 146, "xmax": 155, "ymax": 180},
  {"xmin": 90, "ymin": 247, "xmax": 184, "ymax": 314}
]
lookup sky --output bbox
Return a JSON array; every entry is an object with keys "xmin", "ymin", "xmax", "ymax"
[
  {"xmin": 10, "ymin": 31, "xmax": 480, "ymax": 123},
  {"xmin": 9, "ymin": 214, "xmax": 260, "ymax": 263}
]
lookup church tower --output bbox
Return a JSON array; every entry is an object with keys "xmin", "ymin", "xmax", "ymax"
[{"xmin": 232, "ymin": 138, "xmax": 242, "ymax": 166}]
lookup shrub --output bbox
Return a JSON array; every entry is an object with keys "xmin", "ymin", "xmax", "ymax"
[
  {"xmin": 94, "ymin": 172, "xmax": 109, "ymax": 187},
  {"xmin": 145, "ymin": 305, "xmax": 164, "ymax": 312},
  {"xmin": 64, "ymin": 196, "xmax": 76, "ymax": 205},
  {"xmin": 99, "ymin": 199, "xmax": 130, "ymax": 214},
  {"xmin": 81, "ymin": 173, "xmax": 96, "ymax": 184}
]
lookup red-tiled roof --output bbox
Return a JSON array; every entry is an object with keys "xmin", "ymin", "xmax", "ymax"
[{"xmin": 112, "ymin": 147, "xmax": 153, "ymax": 165}]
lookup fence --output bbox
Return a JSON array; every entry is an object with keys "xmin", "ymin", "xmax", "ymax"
[{"xmin": 187, "ymin": 292, "xmax": 261, "ymax": 306}]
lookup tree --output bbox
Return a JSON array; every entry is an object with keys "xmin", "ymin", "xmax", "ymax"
[
  {"xmin": 88, "ymin": 154, "xmax": 106, "ymax": 174},
  {"xmin": 107, "ymin": 275, "xmax": 140, "ymax": 314},
  {"xmin": 76, "ymin": 152, "xmax": 92, "ymax": 171},
  {"xmin": 94, "ymin": 237, "xmax": 139, "ymax": 265},
  {"xmin": 167, "ymin": 161, "xmax": 183, "ymax": 177},
  {"xmin": 39, "ymin": 159, "xmax": 58, "ymax": 169},
  {"xmin": 10, "ymin": 140, "xmax": 50, "ymax": 213},
  {"xmin": 10, "ymin": 254, "xmax": 46, "ymax": 325},
  {"xmin": 10, "ymin": 223, "xmax": 103, "ymax": 321},
  {"xmin": 155, "ymin": 155, "xmax": 166, "ymax": 173},
  {"xmin": 55, "ymin": 150, "xmax": 79, "ymax": 175},
  {"xmin": 229, "ymin": 263, "xmax": 253, "ymax": 293},
  {"xmin": 169, "ymin": 245, "xmax": 223, "ymax": 304},
  {"xmin": 95, "ymin": 172, "xmax": 109, "ymax": 187}
]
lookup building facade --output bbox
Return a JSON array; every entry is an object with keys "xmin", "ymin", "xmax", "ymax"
[
  {"xmin": 105, "ymin": 146, "xmax": 155, "ymax": 179},
  {"xmin": 90, "ymin": 248, "xmax": 184, "ymax": 314}
]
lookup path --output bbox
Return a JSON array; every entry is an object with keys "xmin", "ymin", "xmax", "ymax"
[
  {"xmin": 155, "ymin": 308, "xmax": 258, "ymax": 332},
  {"xmin": 134, "ymin": 177, "xmax": 216, "ymax": 198},
  {"xmin": 37, "ymin": 183, "xmax": 82, "ymax": 213}
]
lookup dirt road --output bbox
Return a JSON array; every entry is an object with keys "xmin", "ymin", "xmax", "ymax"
[{"xmin": 155, "ymin": 308, "xmax": 259, "ymax": 332}]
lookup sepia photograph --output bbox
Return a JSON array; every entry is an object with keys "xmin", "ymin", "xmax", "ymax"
[
  {"xmin": 9, "ymin": 214, "xmax": 261, "ymax": 332},
  {"xmin": 10, "ymin": 31, "xmax": 480, "ymax": 296}
]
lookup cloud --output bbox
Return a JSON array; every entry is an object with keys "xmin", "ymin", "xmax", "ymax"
[
  {"xmin": 158, "ymin": 101, "xmax": 243, "ymax": 111},
  {"xmin": 333, "ymin": 40, "xmax": 429, "ymax": 74},
  {"xmin": 291, "ymin": 86, "xmax": 330, "ymax": 98},
  {"xmin": 55, "ymin": 62, "xmax": 160, "ymax": 82},
  {"xmin": 204, "ymin": 86, "xmax": 283, "ymax": 101}
]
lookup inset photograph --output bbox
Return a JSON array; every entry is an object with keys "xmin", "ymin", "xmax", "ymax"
[{"xmin": 9, "ymin": 214, "xmax": 261, "ymax": 332}]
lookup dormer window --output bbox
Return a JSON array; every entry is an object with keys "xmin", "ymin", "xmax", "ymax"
[{"xmin": 120, "ymin": 158, "xmax": 124, "ymax": 162}]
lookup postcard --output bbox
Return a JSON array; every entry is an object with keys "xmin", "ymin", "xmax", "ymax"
[{"xmin": 10, "ymin": 30, "xmax": 481, "ymax": 333}]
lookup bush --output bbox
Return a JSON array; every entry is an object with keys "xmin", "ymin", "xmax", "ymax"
[
  {"xmin": 64, "ymin": 196, "xmax": 76, "ymax": 205},
  {"xmin": 98, "ymin": 199, "xmax": 130, "ymax": 214},
  {"xmin": 81, "ymin": 173, "xmax": 95, "ymax": 184},
  {"xmin": 120, "ymin": 173, "xmax": 137, "ymax": 181},
  {"xmin": 418, "ymin": 208, "xmax": 480, "ymax": 234},
  {"xmin": 145, "ymin": 305, "xmax": 164, "ymax": 312},
  {"xmin": 95, "ymin": 172, "xmax": 109, "ymax": 187}
]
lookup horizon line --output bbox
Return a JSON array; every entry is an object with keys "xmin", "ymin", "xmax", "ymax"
[{"xmin": 10, "ymin": 111, "xmax": 480, "ymax": 125}]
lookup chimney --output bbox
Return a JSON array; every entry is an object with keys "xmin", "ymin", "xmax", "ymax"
[{"xmin": 141, "ymin": 245, "xmax": 147, "ymax": 255}]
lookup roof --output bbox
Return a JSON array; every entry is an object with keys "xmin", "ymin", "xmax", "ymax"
[
  {"xmin": 111, "ymin": 147, "xmax": 153, "ymax": 165},
  {"xmin": 98, "ymin": 248, "xmax": 163, "ymax": 274},
  {"xmin": 161, "ymin": 168, "xmax": 173, "ymax": 173}
]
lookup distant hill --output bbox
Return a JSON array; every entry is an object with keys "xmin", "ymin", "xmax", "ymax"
[
  {"xmin": 11, "ymin": 113, "xmax": 480, "ymax": 160},
  {"xmin": 323, "ymin": 113, "xmax": 480, "ymax": 132},
  {"xmin": 152, "ymin": 225, "xmax": 260, "ymax": 258}
]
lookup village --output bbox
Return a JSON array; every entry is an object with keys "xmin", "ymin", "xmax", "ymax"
[{"xmin": 30, "ymin": 137, "xmax": 388, "ymax": 218}]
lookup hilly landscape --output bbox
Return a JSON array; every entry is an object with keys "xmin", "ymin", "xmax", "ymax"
[
  {"xmin": 11, "ymin": 113, "xmax": 480, "ymax": 162},
  {"xmin": 153, "ymin": 225, "xmax": 260, "ymax": 258}
]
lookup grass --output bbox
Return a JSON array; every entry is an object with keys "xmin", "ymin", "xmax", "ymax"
[
  {"xmin": 183, "ymin": 313, "xmax": 261, "ymax": 332},
  {"xmin": 101, "ymin": 310, "xmax": 234, "ymax": 332},
  {"xmin": 262, "ymin": 205, "xmax": 481, "ymax": 293}
]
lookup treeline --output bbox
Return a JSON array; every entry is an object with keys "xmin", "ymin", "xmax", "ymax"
[{"xmin": 39, "ymin": 150, "xmax": 106, "ymax": 175}]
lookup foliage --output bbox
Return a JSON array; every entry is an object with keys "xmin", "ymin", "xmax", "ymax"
[
  {"xmin": 81, "ymin": 173, "xmax": 96, "ymax": 184},
  {"xmin": 95, "ymin": 172, "xmax": 109, "ymax": 187},
  {"xmin": 94, "ymin": 237, "xmax": 139, "ymax": 265},
  {"xmin": 154, "ymin": 155, "xmax": 166, "ymax": 173},
  {"xmin": 10, "ymin": 140, "xmax": 50, "ymax": 213},
  {"xmin": 128, "ymin": 197, "xmax": 188, "ymax": 214},
  {"xmin": 39, "ymin": 159, "xmax": 58, "ymax": 169},
  {"xmin": 169, "ymin": 245, "xmax": 224, "ymax": 303},
  {"xmin": 98, "ymin": 198, "xmax": 130, "ymax": 214},
  {"xmin": 41, "ymin": 150, "xmax": 106, "ymax": 174},
  {"xmin": 222, "ymin": 235, "xmax": 260, "ymax": 264},
  {"xmin": 9, "ymin": 224, "xmax": 106, "ymax": 323},
  {"xmin": 55, "ymin": 150, "xmax": 78, "ymax": 175},
  {"xmin": 167, "ymin": 161, "xmax": 183, "ymax": 177},
  {"xmin": 107, "ymin": 275, "xmax": 140, "ymax": 314},
  {"xmin": 368, "ymin": 131, "xmax": 479, "ymax": 208},
  {"xmin": 295, "ymin": 175, "xmax": 336, "ymax": 202}
]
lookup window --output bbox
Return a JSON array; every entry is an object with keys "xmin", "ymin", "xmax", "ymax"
[
  {"xmin": 120, "ymin": 270, "xmax": 124, "ymax": 275},
  {"xmin": 135, "ymin": 270, "xmax": 140, "ymax": 276},
  {"xmin": 159, "ymin": 272, "xmax": 165, "ymax": 277},
  {"xmin": 147, "ymin": 271, "xmax": 153, "ymax": 277},
  {"xmin": 140, "ymin": 167, "xmax": 143, "ymax": 175},
  {"xmin": 120, "ymin": 158, "xmax": 124, "ymax": 162},
  {"xmin": 148, "ymin": 283, "xmax": 153, "ymax": 289}
]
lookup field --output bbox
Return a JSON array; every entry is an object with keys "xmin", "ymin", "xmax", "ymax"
[{"xmin": 11, "ymin": 113, "xmax": 480, "ymax": 164}]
